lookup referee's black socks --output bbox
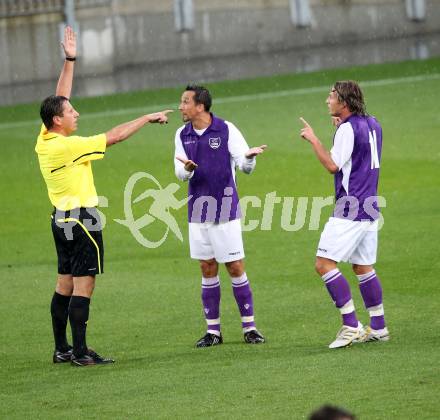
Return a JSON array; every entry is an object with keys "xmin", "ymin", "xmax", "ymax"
[
  {"xmin": 69, "ymin": 296, "xmax": 90, "ymax": 358},
  {"xmin": 50, "ymin": 292, "xmax": 71, "ymax": 352}
]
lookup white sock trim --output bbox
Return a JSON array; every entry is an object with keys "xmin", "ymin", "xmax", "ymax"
[
  {"xmin": 206, "ymin": 318, "xmax": 220, "ymax": 325},
  {"xmin": 231, "ymin": 272, "xmax": 247, "ymax": 285},
  {"xmin": 322, "ymin": 268, "xmax": 340, "ymax": 282},
  {"xmin": 207, "ymin": 329, "xmax": 221, "ymax": 336},
  {"xmin": 241, "ymin": 315, "xmax": 254, "ymax": 323},
  {"xmin": 356, "ymin": 270, "xmax": 376, "ymax": 282},
  {"xmin": 339, "ymin": 299, "xmax": 355, "ymax": 314},
  {"xmin": 202, "ymin": 276, "xmax": 220, "ymax": 287},
  {"xmin": 368, "ymin": 304, "xmax": 384, "ymax": 317}
]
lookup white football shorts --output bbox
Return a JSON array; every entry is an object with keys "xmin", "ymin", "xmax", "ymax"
[
  {"xmin": 316, "ymin": 217, "xmax": 378, "ymax": 265},
  {"xmin": 189, "ymin": 218, "xmax": 245, "ymax": 263}
]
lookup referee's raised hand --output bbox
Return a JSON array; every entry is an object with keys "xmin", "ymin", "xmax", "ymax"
[
  {"xmin": 56, "ymin": 26, "xmax": 77, "ymax": 98},
  {"xmin": 61, "ymin": 26, "xmax": 76, "ymax": 59}
]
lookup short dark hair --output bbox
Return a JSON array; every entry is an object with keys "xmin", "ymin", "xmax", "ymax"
[
  {"xmin": 333, "ymin": 81, "xmax": 366, "ymax": 116},
  {"xmin": 185, "ymin": 85, "xmax": 212, "ymax": 112},
  {"xmin": 40, "ymin": 95, "xmax": 69, "ymax": 129},
  {"xmin": 309, "ymin": 405, "xmax": 355, "ymax": 420}
]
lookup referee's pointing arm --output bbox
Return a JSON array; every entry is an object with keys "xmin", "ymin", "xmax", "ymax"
[{"xmin": 105, "ymin": 110, "xmax": 173, "ymax": 147}]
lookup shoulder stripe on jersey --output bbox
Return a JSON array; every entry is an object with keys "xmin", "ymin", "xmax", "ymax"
[
  {"xmin": 51, "ymin": 165, "xmax": 66, "ymax": 173},
  {"xmin": 50, "ymin": 151, "xmax": 104, "ymax": 173},
  {"xmin": 72, "ymin": 151, "xmax": 105, "ymax": 163},
  {"xmin": 44, "ymin": 136, "xmax": 58, "ymax": 140}
]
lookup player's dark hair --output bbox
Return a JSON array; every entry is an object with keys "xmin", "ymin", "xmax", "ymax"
[
  {"xmin": 40, "ymin": 95, "xmax": 69, "ymax": 129},
  {"xmin": 309, "ymin": 405, "xmax": 355, "ymax": 420},
  {"xmin": 185, "ymin": 85, "xmax": 212, "ymax": 112},
  {"xmin": 334, "ymin": 81, "xmax": 366, "ymax": 116}
]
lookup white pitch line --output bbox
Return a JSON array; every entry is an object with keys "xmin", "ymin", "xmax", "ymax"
[{"xmin": 1, "ymin": 73, "xmax": 439, "ymax": 131}]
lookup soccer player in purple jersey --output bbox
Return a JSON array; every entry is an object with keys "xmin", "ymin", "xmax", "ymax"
[
  {"xmin": 300, "ymin": 81, "xmax": 389, "ymax": 348},
  {"xmin": 174, "ymin": 85, "xmax": 267, "ymax": 347}
]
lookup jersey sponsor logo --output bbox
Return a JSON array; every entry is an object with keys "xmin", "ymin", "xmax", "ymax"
[
  {"xmin": 184, "ymin": 140, "xmax": 196, "ymax": 145},
  {"xmin": 209, "ymin": 137, "xmax": 221, "ymax": 149}
]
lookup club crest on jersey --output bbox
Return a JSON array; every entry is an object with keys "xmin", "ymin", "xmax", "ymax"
[{"xmin": 209, "ymin": 137, "xmax": 221, "ymax": 149}]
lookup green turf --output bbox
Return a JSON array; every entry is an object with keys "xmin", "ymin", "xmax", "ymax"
[{"xmin": 1, "ymin": 58, "xmax": 439, "ymax": 419}]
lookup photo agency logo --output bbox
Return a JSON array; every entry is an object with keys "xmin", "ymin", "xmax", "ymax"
[
  {"xmin": 114, "ymin": 172, "xmax": 189, "ymax": 248},
  {"xmin": 55, "ymin": 172, "xmax": 386, "ymax": 248}
]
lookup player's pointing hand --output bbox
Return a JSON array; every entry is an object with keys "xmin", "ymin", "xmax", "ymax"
[
  {"xmin": 245, "ymin": 145, "xmax": 267, "ymax": 158},
  {"xmin": 300, "ymin": 117, "xmax": 318, "ymax": 144},
  {"xmin": 176, "ymin": 156, "xmax": 198, "ymax": 172},
  {"xmin": 148, "ymin": 110, "xmax": 174, "ymax": 124}
]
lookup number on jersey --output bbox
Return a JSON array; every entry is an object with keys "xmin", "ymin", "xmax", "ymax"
[{"xmin": 369, "ymin": 130, "xmax": 380, "ymax": 169}]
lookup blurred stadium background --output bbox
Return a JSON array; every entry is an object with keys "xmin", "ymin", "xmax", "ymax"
[
  {"xmin": 0, "ymin": 0, "xmax": 439, "ymax": 105},
  {"xmin": 1, "ymin": 1, "xmax": 439, "ymax": 419}
]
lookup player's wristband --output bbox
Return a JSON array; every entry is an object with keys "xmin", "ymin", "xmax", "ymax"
[{"xmin": 65, "ymin": 56, "xmax": 76, "ymax": 61}]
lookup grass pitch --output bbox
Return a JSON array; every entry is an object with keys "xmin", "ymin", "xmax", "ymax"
[{"xmin": 0, "ymin": 58, "xmax": 439, "ymax": 419}]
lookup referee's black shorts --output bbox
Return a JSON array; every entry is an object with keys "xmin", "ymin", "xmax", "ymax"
[{"xmin": 51, "ymin": 207, "xmax": 104, "ymax": 277}]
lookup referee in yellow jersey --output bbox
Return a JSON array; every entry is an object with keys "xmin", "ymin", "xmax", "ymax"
[{"xmin": 35, "ymin": 26, "xmax": 172, "ymax": 366}]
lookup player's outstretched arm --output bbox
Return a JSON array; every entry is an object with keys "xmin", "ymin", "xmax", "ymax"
[
  {"xmin": 299, "ymin": 117, "xmax": 338, "ymax": 174},
  {"xmin": 56, "ymin": 26, "xmax": 77, "ymax": 98},
  {"xmin": 106, "ymin": 110, "xmax": 173, "ymax": 147},
  {"xmin": 245, "ymin": 145, "xmax": 267, "ymax": 158},
  {"xmin": 175, "ymin": 156, "xmax": 198, "ymax": 172},
  {"xmin": 227, "ymin": 121, "xmax": 265, "ymax": 174},
  {"xmin": 174, "ymin": 130, "xmax": 196, "ymax": 181}
]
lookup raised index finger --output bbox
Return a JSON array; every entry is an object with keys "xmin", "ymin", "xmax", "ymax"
[
  {"xmin": 162, "ymin": 109, "xmax": 174, "ymax": 115},
  {"xmin": 299, "ymin": 117, "xmax": 310, "ymax": 128}
]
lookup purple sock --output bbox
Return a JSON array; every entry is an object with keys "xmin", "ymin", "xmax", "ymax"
[
  {"xmin": 357, "ymin": 271, "xmax": 386, "ymax": 330},
  {"xmin": 322, "ymin": 269, "xmax": 358, "ymax": 328},
  {"xmin": 201, "ymin": 276, "xmax": 221, "ymax": 334},
  {"xmin": 231, "ymin": 273, "xmax": 256, "ymax": 331}
]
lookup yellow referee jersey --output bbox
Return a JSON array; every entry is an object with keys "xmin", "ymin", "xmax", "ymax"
[{"xmin": 35, "ymin": 124, "xmax": 107, "ymax": 211}]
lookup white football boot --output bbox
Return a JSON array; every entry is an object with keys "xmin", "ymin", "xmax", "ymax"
[
  {"xmin": 329, "ymin": 323, "xmax": 363, "ymax": 349},
  {"xmin": 357, "ymin": 326, "xmax": 390, "ymax": 343}
]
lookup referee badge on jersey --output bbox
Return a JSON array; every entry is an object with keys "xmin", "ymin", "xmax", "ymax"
[{"xmin": 209, "ymin": 137, "xmax": 221, "ymax": 149}]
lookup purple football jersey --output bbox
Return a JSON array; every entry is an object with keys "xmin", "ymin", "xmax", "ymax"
[
  {"xmin": 333, "ymin": 115, "xmax": 383, "ymax": 221},
  {"xmin": 180, "ymin": 114, "xmax": 241, "ymax": 223}
]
